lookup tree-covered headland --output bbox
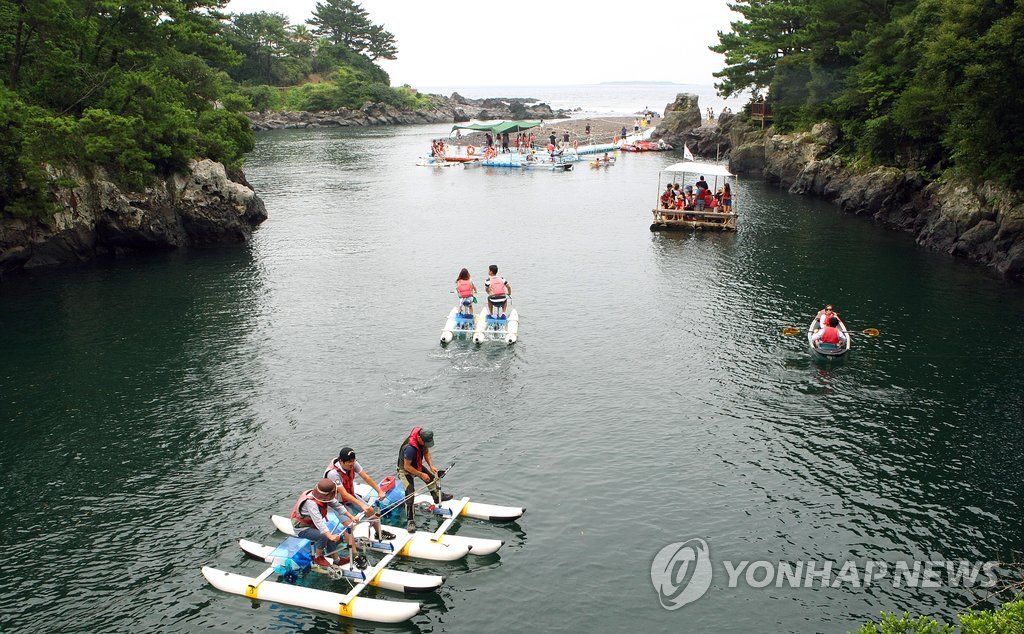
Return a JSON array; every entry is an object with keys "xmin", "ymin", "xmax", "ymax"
[
  {"xmin": 711, "ymin": 0, "xmax": 1024, "ymax": 187},
  {"xmin": 0, "ymin": 0, "xmax": 427, "ymax": 220}
]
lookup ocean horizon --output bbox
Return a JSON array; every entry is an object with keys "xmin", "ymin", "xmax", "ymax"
[{"xmin": 417, "ymin": 82, "xmax": 748, "ymax": 118}]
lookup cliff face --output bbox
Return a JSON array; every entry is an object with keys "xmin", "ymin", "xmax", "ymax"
[
  {"xmin": 247, "ymin": 94, "xmax": 571, "ymax": 131},
  {"xmin": 0, "ymin": 159, "xmax": 267, "ymax": 276},
  {"xmin": 661, "ymin": 95, "xmax": 1024, "ymax": 281}
]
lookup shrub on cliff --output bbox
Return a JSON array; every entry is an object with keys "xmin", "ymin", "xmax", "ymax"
[
  {"xmin": 854, "ymin": 597, "xmax": 1024, "ymax": 634},
  {"xmin": 0, "ymin": 0, "xmax": 256, "ymax": 219},
  {"xmin": 711, "ymin": 0, "xmax": 1024, "ymax": 187}
]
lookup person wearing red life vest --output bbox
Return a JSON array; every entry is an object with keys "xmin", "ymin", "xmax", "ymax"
[
  {"xmin": 289, "ymin": 478, "xmax": 364, "ymax": 568},
  {"xmin": 454, "ymin": 268, "xmax": 477, "ymax": 315},
  {"xmin": 325, "ymin": 447, "xmax": 396, "ymax": 542},
  {"xmin": 810, "ymin": 316, "xmax": 848, "ymax": 348},
  {"xmin": 815, "ymin": 304, "xmax": 840, "ymax": 330},
  {"xmin": 397, "ymin": 427, "xmax": 452, "ymax": 533},
  {"xmin": 484, "ymin": 264, "xmax": 511, "ymax": 319}
]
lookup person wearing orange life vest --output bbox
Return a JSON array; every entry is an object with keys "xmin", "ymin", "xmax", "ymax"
[
  {"xmin": 454, "ymin": 268, "xmax": 477, "ymax": 315},
  {"xmin": 484, "ymin": 264, "xmax": 511, "ymax": 318},
  {"xmin": 397, "ymin": 427, "xmax": 452, "ymax": 533},
  {"xmin": 815, "ymin": 304, "xmax": 840, "ymax": 329},
  {"xmin": 810, "ymin": 316, "xmax": 848, "ymax": 348},
  {"xmin": 325, "ymin": 447, "xmax": 397, "ymax": 542},
  {"xmin": 290, "ymin": 478, "xmax": 365, "ymax": 569}
]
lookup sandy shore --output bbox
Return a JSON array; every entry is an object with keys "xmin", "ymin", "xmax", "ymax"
[{"xmin": 447, "ymin": 115, "xmax": 656, "ymax": 146}]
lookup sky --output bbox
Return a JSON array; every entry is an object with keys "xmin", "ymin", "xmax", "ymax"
[{"xmin": 222, "ymin": 0, "xmax": 741, "ymax": 88}]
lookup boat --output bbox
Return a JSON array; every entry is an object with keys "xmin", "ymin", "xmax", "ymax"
[
  {"xmin": 807, "ymin": 316, "xmax": 851, "ymax": 358},
  {"xmin": 238, "ymin": 539, "xmax": 445, "ymax": 593},
  {"xmin": 472, "ymin": 308, "xmax": 519, "ymax": 344},
  {"xmin": 621, "ymin": 140, "xmax": 673, "ymax": 152},
  {"xmin": 203, "ymin": 529, "xmax": 424, "ymax": 623},
  {"xmin": 441, "ymin": 306, "xmax": 477, "ymax": 344},
  {"xmin": 589, "ymin": 157, "xmax": 616, "ymax": 168},
  {"xmin": 650, "ymin": 161, "xmax": 738, "ymax": 232}
]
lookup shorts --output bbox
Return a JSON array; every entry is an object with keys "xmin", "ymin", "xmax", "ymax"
[
  {"xmin": 489, "ymin": 295, "xmax": 507, "ymax": 305},
  {"xmin": 460, "ymin": 296, "xmax": 474, "ymax": 306}
]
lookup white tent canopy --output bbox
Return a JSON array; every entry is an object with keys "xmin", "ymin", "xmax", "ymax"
[{"xmin": 663, "ymin": 161, "xmax": 734, "ymax": 177}]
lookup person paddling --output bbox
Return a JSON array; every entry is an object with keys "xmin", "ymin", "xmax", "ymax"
[
  {"xmin": 290, "ymin": 478, "xmax": 366, "ymax": 569},
  {"xmin": 810, "ymin": 316, "xmax": 848, "ymax": 349},
  {"xmin": 485, "ymin": 264, "xmax": 511, "ymax": 318},
  {"xmin": 325, "ymin": 447, "xmax": 397, "ymax": 542},
  {"xmin": 397, "ymin": 427, "xmax": 452, "ymax": 533},
  {"xmin": 455, "ymin": 268, "xmax": 477, "ymax": 315}
]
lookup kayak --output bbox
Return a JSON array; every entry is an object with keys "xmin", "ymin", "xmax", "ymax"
[
  {"xmin": 270, "ymin": 511, "xmax": 478, "ymax": 560},
  {"xmin": 472, "ymin": 308, "xmax": 520, "ymax": 345},
  {"xmin": 238, "ymin": 539, "xmax": 445, "ymax": 593},
  {"xmin": 807, "ymin": 316, "xmax": 851, "ymax": 357},
  {"xmin": 589, "ymin": 159, "xmax": 615, "ymax": 168},
  {"xmin": 441, "ymin": 306, "xmax": 477, "ymax": 344}
]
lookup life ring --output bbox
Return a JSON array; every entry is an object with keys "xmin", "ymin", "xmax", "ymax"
[
  {"xmin": 484, "ymin": 147, "xmax": 496, "ymax": 159},
  {"xmin": 572, "ymin": 140, "xmax": 578, "ymax": 150},
  {"xmin": 467, "ymin": 145, "xmax": 476, "ymax": 156},
  {"xmin": 613, "ymin": 135, "xmax": 620, "ymax": 143}
]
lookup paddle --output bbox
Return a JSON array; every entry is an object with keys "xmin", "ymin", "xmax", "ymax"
[{"xmin": 782, "ymin": 326, "xmax": 880, "ymax": 337}]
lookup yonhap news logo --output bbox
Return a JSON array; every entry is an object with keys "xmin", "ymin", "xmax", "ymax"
[
  {"xmin": 650, "ymin": 539, "xmax": 714, "ymax": 609},
  {"xmin": 650, "ymin": 538, "xmax": 999, "ymax": 609}
]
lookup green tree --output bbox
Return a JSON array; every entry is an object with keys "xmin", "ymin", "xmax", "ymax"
[{"xmin": 307, "ymin": 0, "xmax": 395, "ymax": 60}]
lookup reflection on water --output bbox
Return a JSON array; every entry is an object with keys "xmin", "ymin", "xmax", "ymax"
[{"xmin": 0, "ymin": 124, "xmax": 1022, "ymax": 632}]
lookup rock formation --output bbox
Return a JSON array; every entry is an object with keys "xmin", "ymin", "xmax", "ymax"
[{"xmin": 0, "ymin": 160, "xmax": 267, "ymax": 276}]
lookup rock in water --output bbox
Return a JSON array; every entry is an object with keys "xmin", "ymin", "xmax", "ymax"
[{"xmin": 0, "ymin": 159, "xmax": 268, "ymax": 275}]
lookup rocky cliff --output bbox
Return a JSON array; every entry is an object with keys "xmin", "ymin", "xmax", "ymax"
[
  {"xmin": 247, "ymin": 93, "xmax": 572, "ymax": 131},
  {"xmin": 0, "ymin": 160, "xmax": 267, "ymax": 277},
  {"xmin": 655, "ymin": 94, "xmax": 1024, "ymax": 281}
]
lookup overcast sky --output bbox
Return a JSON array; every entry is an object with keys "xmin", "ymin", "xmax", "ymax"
[{"xmin": 223, "ymin": 0, "xmax": 741, "ymax": 87}]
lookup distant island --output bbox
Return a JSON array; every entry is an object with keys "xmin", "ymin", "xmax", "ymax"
[{"xmin": 599, "ymin": 81, "xmax": 676, "ymax": 85}]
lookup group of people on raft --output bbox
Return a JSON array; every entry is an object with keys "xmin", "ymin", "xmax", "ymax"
[
  {"xmin": 290, "ymin": 426, "xmax": 452, "ymax": 570},
  {"xmin": 455, "ymin": 264, "xmax": 512, "ymax": 318},
  {"xmin": 660, "ymin": 176, "xmax": 733, "ymax": 215},
  {"xmin": 809, "ymin": 304, "xmax": 849, "ymax": 348}
]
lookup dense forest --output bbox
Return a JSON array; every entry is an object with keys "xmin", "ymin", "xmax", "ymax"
[
  {"xmin": 0, "ymin": 0, "xmax": 427, "ymax": 219},
  {"xmin": 711, "ymin": 0, "xmax": 1024, "ymax": 186}
]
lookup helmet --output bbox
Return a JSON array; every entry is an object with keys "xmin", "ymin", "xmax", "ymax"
[
  {"xmin": 419, "ymin": 429, "xmax": 435, "ymax": 448},
  {"xmin": 312, "ymin": 478, "xmax": 337, "ymax": 501}
]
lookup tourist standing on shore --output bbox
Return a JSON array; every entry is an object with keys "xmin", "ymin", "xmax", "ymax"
[
  {"xmin": 584, "ymin": 123, "xmax": 591, "ymax": 138},
  {"xmin": 562, "ymin": 129, "xmax": 570, "ymax": 149},
  {"xmin": 501, "ymin": 132, "xmax": 510, "ymax": 153},
  {"xmin": 485, "ymin": 132, "xmax": 493, "ymax": 148},
  {"xmin": 549, "ymin": 131, "xmax": 556, "ymax": 148},
  {"xmin": 620, "ymin": 125, "xmax": 628, "ymax": 139}
]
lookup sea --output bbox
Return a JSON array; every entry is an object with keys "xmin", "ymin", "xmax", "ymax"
[
  {"xmin": 1, "ymin": 84, "xmax": 1022, "ymax": 633},
  {"xmin": 419, "ymin": 82, "xmax": 746, "ymax": 118}
]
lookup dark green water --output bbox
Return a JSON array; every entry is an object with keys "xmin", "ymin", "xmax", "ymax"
[{"xmin": 1, "ymin": 124, "xmax": 1022, "ymax": 633}]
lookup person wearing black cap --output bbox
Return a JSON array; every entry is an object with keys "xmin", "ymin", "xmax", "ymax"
[
  {"xmin": 397, "ymin": 426, "xmax": 452, "ymax": 533},
  {"xmin": 289, "ymin": 478, "xmax": 366, "ymax": 569},
  {"xmin": 325, "ymin": 447, "xmax": 396, "ymax": 541}
]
